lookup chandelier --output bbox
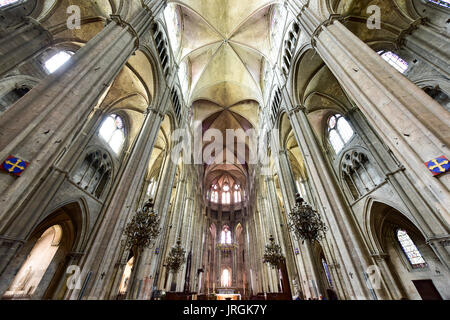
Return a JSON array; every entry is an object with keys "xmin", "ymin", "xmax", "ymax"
[
  {"xmin": 288, "ymin": 193, "xmax": 328, "ymax": 243},
  {"xmin": 123, "ymin": 199, "xmax": 161, "ymax": 250},
  {"xmin": 263, "ymin": 235, "xmax": 285, "ymax": 269},
  {"xmin": 166, "ymin": 237, "xmax": 186, "ymax": 274}
]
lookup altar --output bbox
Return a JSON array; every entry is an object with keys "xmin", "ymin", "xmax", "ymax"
[
  {"xmin": 216, "ymin": 293, "xmax": 241, "ymax": 300},
  {"xmin": 216, "ymin": 289, "xmax": 241, "ymax": 300}
]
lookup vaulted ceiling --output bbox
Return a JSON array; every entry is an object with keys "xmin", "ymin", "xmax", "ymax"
[{"xmin": 165, "ymin": 1, "xmax": 289, "ymax": 194}]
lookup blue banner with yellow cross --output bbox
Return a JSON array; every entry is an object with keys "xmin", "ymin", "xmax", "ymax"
[{"xmin": 1, "ymin": 156, "xmax": 29, "ymax": 176}]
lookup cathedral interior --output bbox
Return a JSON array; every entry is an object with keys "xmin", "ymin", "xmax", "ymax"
[{"xmin": 0, "ymin": 0, "xmax": 449, "ymax": 301}]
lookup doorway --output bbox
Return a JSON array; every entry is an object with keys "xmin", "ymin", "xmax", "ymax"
[{"xmin": 412, "ymin": 280, "xmax": 443, "ymax": 300}]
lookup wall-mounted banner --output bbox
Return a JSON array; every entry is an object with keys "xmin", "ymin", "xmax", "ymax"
[
  {"xmin": 425, "ymin": 156, "xmax": 450, "ymax": 176},
  {"xmin": 1, "ymin": 156, "xmax": 29, "ymax": 176}
]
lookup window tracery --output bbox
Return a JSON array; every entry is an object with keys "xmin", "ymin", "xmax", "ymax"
[
  {"xmin": 327, "ymin": 114, "xmax": 354, "ymax": 153},
  {"xmin": 99, "ymin": 114, "xmax": 125, "ymax": 154},
  {"xmin": 73, "ymin": 150, "xmax": 112, "ymax": 199},
  {"xmin": 396, "ymin": 229, "xmax": 427, "ymax": 269},
  {"xmin": 341, "ymin": 150, "xmax": 379, "ymax": 200}
]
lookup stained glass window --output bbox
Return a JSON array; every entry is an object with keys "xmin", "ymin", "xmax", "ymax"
[
  {"xmin": 221, "ymin": 226, "xmax": 232, "ymax": 244},
  {"xmin": 233, "ymin": 184, "xmax": 242, "ymax": 203},
  {"xmin": 210, "ymin": 185, "xmax": 219, "ymax": 203},
  {"xmin": 234, "ymin": 191, "xmax": 241, "ymax": 203},
  {"xmin": 147, "ymin": 179, "xmax": 156, "ymax": 197},
  {"xmin": 378, "ymin": 51, "xmax": 409, "ymax": 73},
  {"xmin": 221, "ymin": 269, "xmax": 231, "ymax": 287},
  {"xmin": 0, "ymin": 0, "xmax": 20, "ymax": 8},
  {"xmin": 322, "ymin": 258, "xmax": 333, "ymax": 287},
  {"xmin": 222, "ymin": 191, "xmax": 231, "ymax": 204},
  {"xmin": 99, "ymin": 114, "xmax": 125, "ymax": 154},
  {"xmin": 396, "ymin": 229, "xmax": 427, "ymax": 269},
  {"xmin": 328, "ymin": 114, "xmax": 354, "ymax": 153},
  {"xmin": 44, "ymin": 51, "xmax": 73, "ymax": 74},
  {"xmin": 427, "ymin": 0, "xmax": 450, "ymax": 8}
]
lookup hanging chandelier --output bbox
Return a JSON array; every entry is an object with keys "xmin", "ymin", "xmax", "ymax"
[
  {"xmin": 123, "ymin": 198, "xmax": 161, "ymax": 250},
  {"xmin": 263, "ymin": 235, "xmax": 285, "ymax": 269},
  {"xmin": 166, "ymin": 237, "xmax": 186, "ymax": 274},
  {"xmin": 288, "ymin": 193, "xmax": 328, "ymax": 243}
]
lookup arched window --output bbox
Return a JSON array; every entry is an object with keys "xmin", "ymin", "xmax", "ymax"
[
  {"xmin": 73, "ymin": 150, "xmax": 112, "ymax": 199},
  {"xmin": 44, "ymin": 51, "xmax": 73, "ymax": 74},
  {"xmin": 233, "ymin": 184, "xmax": 242, "ymax": 203},
  {"xmin": 0, "ymin": 86, "xmax": 30, "ymax": 113},
  {"xmin": 210, "ymin": 184, "xmax": 219, "ymax": 203},
  {"xmin": 222, "ymin": 192, "xmax": 231, "ymax": 204},
  {"xmin": 327, "ymin": 114, "xmax": 354, "ymax": 153},
  {"xmin": 221, "ymin": 226, "xmax": 232, "ymax": 245},
  {"xmin": 118, "ymin": 255, "xmax": 134, "ymax": 296},
  {"xmin": 221, "ymin": 269, "xmax": 231, "ymax": 287},
  {"xmin": 222, "ymin": 183, "xmax": 231, "ymax": 204},
  {"xmin": 423, "ymin": 86, "xmax": 450, "ymax": 112},
  {"xmin": 99, "ymin": 114, "xmax": 125, "ymax": 154},
  {"xmin": 396, "ymin": 229, "xmax": 427, "ymax": 269},
  {"xmin": 321, "ymin": 258, "xmax": 334, "ymax": 287},
  {"xmin": 147, "ymin": 178, "xmax": 157, "ymax": 197},
  {"xmin": 378, "ymin": 51, "xmax": 408, "ymax": 74},
  {"xmin": 211, "ymin": 191, "xmax": 219, "ymax": 203},
  {"xmin": 3, "ymin": 225, "xmax": 62, "ymax": 298}
]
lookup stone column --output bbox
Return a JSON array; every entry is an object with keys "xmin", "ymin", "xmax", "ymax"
[
  {"xmin": 287, "ymin": 105, "xmax": 376, "ymax": 300},
  {"xmin": 277, "ymin": 150, "xmax": 299, "ymax": 204},
  {"xmin": 0, "ymin": 17, "xmax": 52, "ymax": 76},
  {"xmin": 177, "ymin": 194, "xmax": 192, "ymax": 292},
  {"xmin": 256, "ymin": 196, "xmax": 274, "ymax": 292},
  {"xmin": 274, "ymin": 148, "xmax": 321, "ymax": 298},
  {"xmin": 134, "ymin": 149, "xmax": 179, "ymax": 298},
  {"xmin": 0, "ymin": 106, "xmax": 107, "ymax": 286},
  {"xmin": 311, "ymin": 17, "xmax": 450, "ymax": 224},
  {"xmin": 265, "ymin": 176, "xmax": 306, "ymax": 296},
  {"xmin": 400, "ymin": 21, "xmax": 450, "ymax": 78},
  {"xmin": 71, "ymin": 103, "xmax": 167, "ymax": 300},
  {"xmin": 347, "ymin": 109, "xmax": 450, "ymax": 269},
  {"xmin": 371, "ymin": 253, "xmax": 406, "ymax": 300},
  {"xmin": 0, "ymin": 7, "xmax": 160, "ymax": 231}
]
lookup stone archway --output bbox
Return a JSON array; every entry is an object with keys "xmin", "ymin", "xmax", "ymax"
[
  {"xmin": 1, "ymin": 202, "xmax": 83, "ymax": 300},
  {"xmin": 369, "ymin": 201, "xmax": 449, "ymax": 300}
]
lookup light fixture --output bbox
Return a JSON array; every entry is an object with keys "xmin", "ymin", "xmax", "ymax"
[
  {"xmin": 166, "ymin": 237, "xmax": 186, "ymax": 274},
  {"xmin": 263, "ymin": 235, "xmax": 285, "ymax": 269},
  {"xmin": 123, "ymin": 199, "xmax": 161, "ymax": 251},
  {"xmin": 288, "ymin": 193, "xmax": 328, "ymax": 243}
]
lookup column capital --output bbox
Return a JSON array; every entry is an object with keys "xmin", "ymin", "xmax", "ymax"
[
  {"xmin": 288, "ymin": 104, "xmax": 306, "ymax": 117},
  {"xmin": 142, "ymin": 0, "xmax": 168, "ymax": 18},
  {"xmin": 370, "ymin": 252, "xmax": 389, "ymax": 261},
  {"xmin": 0, "ymin": 234, "xmax": 26, "ymax": 245},
  {"xmin": 109, "ymin": 15, "xmax": 140, "ymax": 49},
  {"xmin": 343, "ymin": 106, "xmax": 359, "ymax": 118},
  {"xmin": 395, "ymin": 17, "xmax": 428, "ymax": 50},
  {"xmin": 24, "ymin": 16, "xmax": 51, "ymax": 35},
  {"xmin": 146, "ymin": 106, "xmax": 165, "ymax": 119},
  {"xmin": 311, "ymin": 14, "xmax": 345, "ymax": 49},
  {"xmin": 426, "ymin": 234, "xmax": 450, "ymax": 247}
]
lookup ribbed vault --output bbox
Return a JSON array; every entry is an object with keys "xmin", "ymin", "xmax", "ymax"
[{"xmin": 165, "ymin": 1, "xmax": 288, "ymax": 197}]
